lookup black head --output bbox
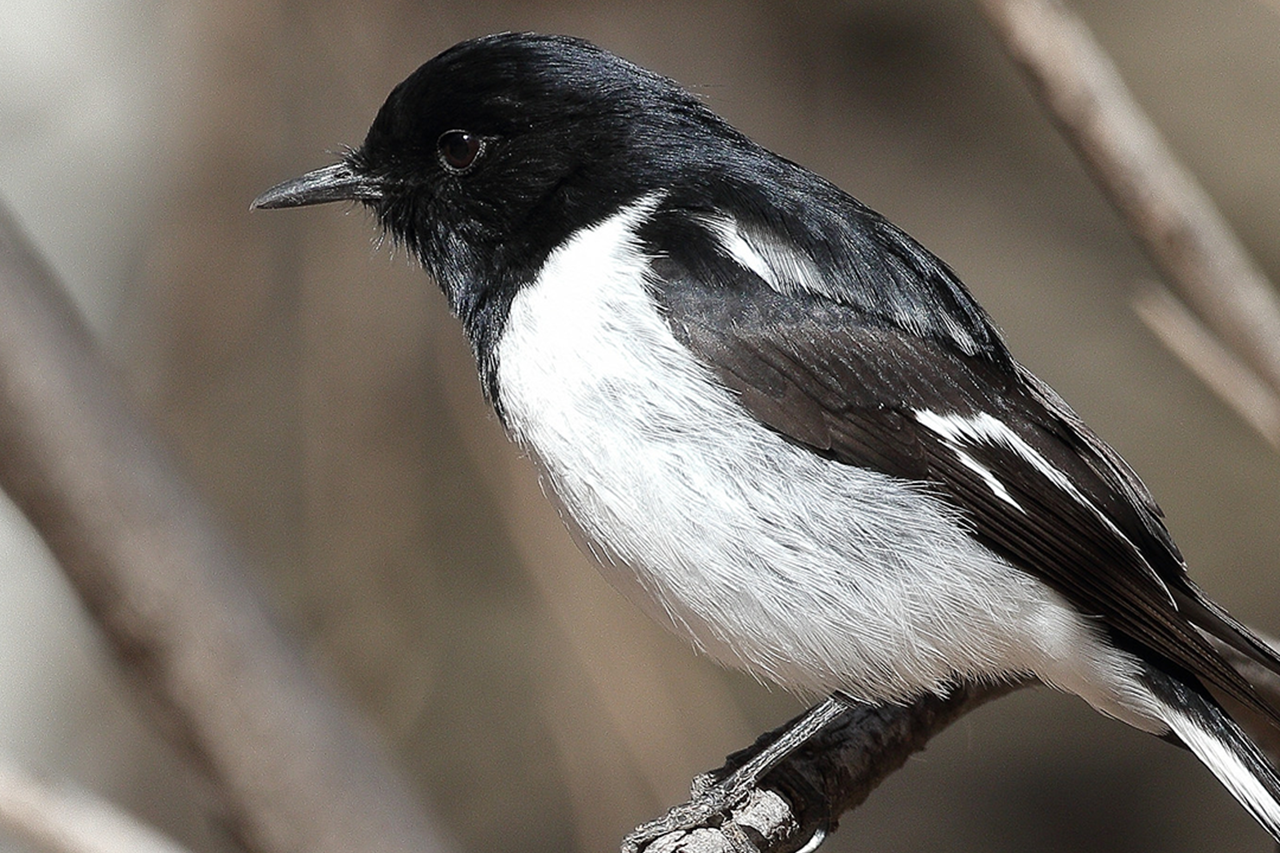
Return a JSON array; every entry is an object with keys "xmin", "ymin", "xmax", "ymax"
[
  {"xmin": 254, "ymin": 33, "xmax": 747, "ymax": 324},
  {"xmin": 255, "ymin": 33, "xmax": 1010, "ymax": 384}
]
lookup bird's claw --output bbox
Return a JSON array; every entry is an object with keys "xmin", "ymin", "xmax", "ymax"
[{"xmin": 621, "ymin": 777, "xmax": 750, "ymax": 853}]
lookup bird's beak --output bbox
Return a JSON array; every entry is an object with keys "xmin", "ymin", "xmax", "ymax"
[{"xmin": 251, "ymin": 161, "xmax": 384, "ymax": 210}]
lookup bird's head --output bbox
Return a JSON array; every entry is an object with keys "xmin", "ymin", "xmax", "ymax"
[{"xmin": 253, "ymin": 33, "xmax": 745, "ymax": 319}]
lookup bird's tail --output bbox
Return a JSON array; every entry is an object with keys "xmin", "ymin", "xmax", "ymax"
[{"xmin": 1144, "ymin": 665, "xmax": 1280, "ymax": 841}]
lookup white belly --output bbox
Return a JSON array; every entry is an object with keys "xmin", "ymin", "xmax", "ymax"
[{"xmin": 492, "ymin": 199, "xmax": 1153, "ymax": 719}]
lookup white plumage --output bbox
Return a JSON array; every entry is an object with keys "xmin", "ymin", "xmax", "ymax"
[{"xmin": 494, "ymin": 197, "xmax": 1167, "ymax": 734}]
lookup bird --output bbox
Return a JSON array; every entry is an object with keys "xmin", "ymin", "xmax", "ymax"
[{"xmin": 253, "ymin": 32, "xmax": 1280, "ymax": 845}]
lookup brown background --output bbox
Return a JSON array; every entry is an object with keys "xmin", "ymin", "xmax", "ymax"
[{"xmin": 3, "ymin": 1, "xmax": 1280, "ymax": 852}]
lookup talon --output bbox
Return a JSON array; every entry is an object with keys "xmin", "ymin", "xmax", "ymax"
[{"xmin": 792, "ymin": 824, "xmax": 826, "ymax": 853}]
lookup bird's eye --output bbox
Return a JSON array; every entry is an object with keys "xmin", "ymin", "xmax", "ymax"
[{"xmin": 438, "ymin": 130, "xmax": 483, "ymax": 171}]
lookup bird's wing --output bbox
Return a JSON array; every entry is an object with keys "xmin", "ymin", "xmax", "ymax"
[{"xmin": 645, "ymin": 226, "xmax": 1279, "ymax": 719}]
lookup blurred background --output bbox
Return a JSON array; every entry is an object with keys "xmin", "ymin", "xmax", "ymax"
[{"xmin": 2, "ymin": 1, "xmax": 1280, "ymax": 851}]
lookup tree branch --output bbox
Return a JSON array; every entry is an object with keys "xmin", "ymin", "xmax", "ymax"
[
  {"xmin": 974, "ymin": 0, "xmax": 1280, "ymax": 419},
  {"xmin": 1132, "ymin": 283, "xmax": 1280, "ymax": 448},
  {"xmin": 632, "ymin": 682, "xmax": 1020, "ymax": 853},
  {"xmin": 0, "ymin": 199, "xmax": 451, "ymax": 853},
  {"xmin": 635, "ymin": 644, "xmax": 1280, "ymax": 853}
]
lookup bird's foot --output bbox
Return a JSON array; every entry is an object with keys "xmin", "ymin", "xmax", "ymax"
[
  {"xmin": 619, "ymin": 768, "xmax": 788, "ymax": 850},
  {"xmin": 621, "ymin": 697, "xmax": 850, "ymax": 853}
]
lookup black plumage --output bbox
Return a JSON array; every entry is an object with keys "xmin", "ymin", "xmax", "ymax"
[{"xmin": 648, "ymin": 219, "xmax": 1280, "ymax": 720}]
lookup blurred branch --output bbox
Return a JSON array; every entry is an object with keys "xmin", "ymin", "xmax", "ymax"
[
  {"xmin": 0, "ymin": 761, "xmax": 192, "ymax": 853},
  {"xmin": 634, "ymin": 644, "xmax": 1280, "ymax": 853},
  {"xmin": 1133, "ymin": 283, "xmax": 1280, "ymax": 448},
  {"xmin": 0, "ymin": 199, "xmax": 451, "ymax": 853},
  {"xmin": 975, "ymin": 0, "xmax": 1280, "ymax": 429},
  {"xmin": 630, "ymin": 683, "xmax": 1019, "ymax": 853}
]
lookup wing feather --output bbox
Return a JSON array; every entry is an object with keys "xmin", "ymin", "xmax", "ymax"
[{"xmin": 645, "ymin": 221, "xmax": 1280, "ymax": 721}]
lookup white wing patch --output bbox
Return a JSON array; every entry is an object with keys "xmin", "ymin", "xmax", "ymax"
[
  {"xmin": 913, "ymin": 411, "xmax": 1025, "ymax": 511},
  {"xmin": 915, "ymin": 410, "xmax": 1074, "ymax": 492},
  {"xmin": 956, "ymin": 450, "xmax": 1023, "ymax": 512},
  {"xmin": 913, "ymin": 410, "xmax": 1176, "ymax": 608},
  {"xmin": 697, "ymin": 213, "xmax": 829, "ymax": 297},
  {"xmin": 698, "ymin": 213, "xmax": 983, "ymax": 355}
]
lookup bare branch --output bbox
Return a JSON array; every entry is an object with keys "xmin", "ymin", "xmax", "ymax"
[
  {"xmin": 0, "ymin": 200, "xmax": 451, "ymax": 853},
  {"xmin": 975, "ymin": 0, "xmax": 1280, "ymax": 407},
  {"xmin": 635, "ymin": 644, "xmax": 1280, "ymax": 853},
  {"xmin": 1133, "ymin": 284, "xmax": 1280, "ymax": 448},
  {"xmin": 631, "ymin": 683, "xmax": 1020, "ymax": 853}
]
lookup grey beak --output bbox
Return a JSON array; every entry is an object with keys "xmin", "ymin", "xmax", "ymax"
[{"xmin": 251, "ymin": 162, "xmax": 384, "ymax": 210}]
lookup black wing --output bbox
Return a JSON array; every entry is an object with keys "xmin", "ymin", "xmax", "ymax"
[{"xmin": 643, "ymin": 215, "xmax": 1280, "ymax": 720}]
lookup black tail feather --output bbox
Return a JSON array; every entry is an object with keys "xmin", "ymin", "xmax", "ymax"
[{"xmin": 1144, "ymin": 665, "xmax": 1280, "ymax": 841}]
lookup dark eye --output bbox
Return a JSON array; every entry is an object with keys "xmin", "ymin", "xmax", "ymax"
[{"xmin": 438, "ymin": 130, "xmax": 483, "ymax": 171}]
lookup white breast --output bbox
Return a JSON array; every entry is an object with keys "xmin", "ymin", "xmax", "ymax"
[{"xmin": 492, "ymin": 198, "xmax": 1158, "ymax": 725}]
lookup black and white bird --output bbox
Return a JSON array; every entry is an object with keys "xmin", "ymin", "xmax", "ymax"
[{"xmin": 254, "ymin": 32, "xmax": 1280, "ymax": 842}]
